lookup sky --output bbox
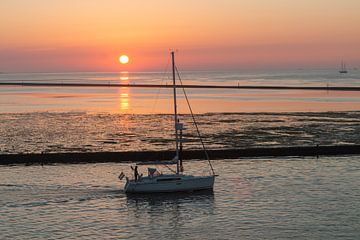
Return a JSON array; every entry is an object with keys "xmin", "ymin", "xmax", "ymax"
[{"xmin": 1, "ymin": 0, "xmax": 360, "ymax": 72}]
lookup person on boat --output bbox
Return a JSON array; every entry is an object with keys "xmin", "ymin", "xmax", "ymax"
[{"xmin": 131, "ymin": 165, "xmax": 139, "ymax": 181}]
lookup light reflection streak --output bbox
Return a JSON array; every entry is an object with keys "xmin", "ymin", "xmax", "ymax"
[{"xmin": 118, "ymin": 72, "xmax": 130, "ymax": 111}]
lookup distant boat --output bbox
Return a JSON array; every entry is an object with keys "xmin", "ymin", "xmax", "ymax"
[
  {"xmin": 339, "ymin": 61, "xmax": 348, "ymax": 74},
  {"xmin": 119, "ymin": 51, "xmax": 216, "ymax": 193}
]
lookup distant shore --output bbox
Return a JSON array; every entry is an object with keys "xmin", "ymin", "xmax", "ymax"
[
  {"xmin": 1, "ymin": 82, "xmax": 360, "ymax": 91},
  {"xmin": 1, "ymin": 144, "xmax": 359, "ymax": 165}
]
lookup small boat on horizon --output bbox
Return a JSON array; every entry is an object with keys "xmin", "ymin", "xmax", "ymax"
[
  {"xmin": 339, "ymin": 61, "xmax": 348, "ymax": 74},
  {"xmin": 119, "ymin": 51, "xmax": 217, "ymax": 194}
]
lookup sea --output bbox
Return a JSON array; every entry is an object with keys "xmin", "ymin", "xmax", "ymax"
[{"xmin": 0, "ymin": 69, "xmax": 360, "ymax": 239}]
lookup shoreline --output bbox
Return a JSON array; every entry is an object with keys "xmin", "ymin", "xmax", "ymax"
[
  {"xmin": 1, "ymin": 144, "xmax": 359, "ymax": 165},
  {"xmin": 1, "ymin": 82, "xmax": 360, "ymax": 91}
]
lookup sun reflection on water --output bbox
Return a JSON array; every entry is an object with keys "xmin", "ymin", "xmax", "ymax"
[
  {"xmin": 118, "ymin": 72, "xmax": 130, "ymax": 111},
  {"xmin": 120, "ymin": 93, "xmax": 129, "ymax": 110}
]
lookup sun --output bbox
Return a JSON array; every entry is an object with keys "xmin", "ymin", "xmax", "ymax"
[{"xmin": 119, "ymin": 55, "xmax": 129, "ymax": 64}]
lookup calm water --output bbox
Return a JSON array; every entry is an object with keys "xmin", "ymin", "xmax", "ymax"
[
  {"xmin": 1, "ymin": 70, "xmax": 360, "ymax": 154},
  {"xmin": 1, "ymin": 70, "xmax": 360, "ymax": 113},
  {"xmin": 1, "ymin": 70, "xmax": 360, "ymax": 239},
  {"xmin": 0, "ymin": 157, "xmax": 359, "ymax": 239}
]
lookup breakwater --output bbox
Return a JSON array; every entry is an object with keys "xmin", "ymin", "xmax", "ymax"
[{"xmin": 1, "ymin": 144, "xmax": 359, "ymax": 165}]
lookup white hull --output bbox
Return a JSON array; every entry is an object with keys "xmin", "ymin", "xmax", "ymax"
[{"xmin": 124, "ymin": 174, "xmax": 215, "ymax": 193}]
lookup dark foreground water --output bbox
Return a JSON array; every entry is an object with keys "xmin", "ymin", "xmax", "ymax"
[{"xmin": 0, "ymin": 156, "xmax": 359, "ymax": 239}]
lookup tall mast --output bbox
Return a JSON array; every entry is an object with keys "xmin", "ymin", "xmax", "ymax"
[{"xmin": 171, "ymin": 51, "xmax": 180, "ymax": 174}]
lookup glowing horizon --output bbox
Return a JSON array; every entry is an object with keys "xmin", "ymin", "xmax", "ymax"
[{"xmin": 1, "ymin": 0, "xmax": 359, "ymax": 72}]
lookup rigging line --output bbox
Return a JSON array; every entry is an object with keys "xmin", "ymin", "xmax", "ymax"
[
  {"xmin": 162, "ymin": 163, "xmax": 177, "ymax": 174},
  {"xmin": 150, "ymin": 56, "xmax": 171, "ymax": 114},
  {"xmin": 175, "ymin": 66, "xmax": 216, "ymax": 176}
]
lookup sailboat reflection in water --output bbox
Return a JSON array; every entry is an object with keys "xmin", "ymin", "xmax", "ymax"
[{"xmin": 119, "ymin": 51, "xmax": 217, "ymax": 193}]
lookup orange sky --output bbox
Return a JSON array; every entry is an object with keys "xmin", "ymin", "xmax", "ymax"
[{"xmin": 1, "ymin": 0, "xmax": 360, "ymax": 72}]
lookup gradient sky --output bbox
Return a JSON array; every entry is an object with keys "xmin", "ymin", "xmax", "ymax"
[{"xmin": 1, "ymin": 0, "xmax": 360, "ymax": 72}]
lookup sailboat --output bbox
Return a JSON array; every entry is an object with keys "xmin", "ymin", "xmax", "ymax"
[
  {"xmin": 119, "ymin": 51, "xmax": 216, "ymax": 193},
  {"xmin": 339, "ymin": 61, "xmax": 348, "ymax": 74}
]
